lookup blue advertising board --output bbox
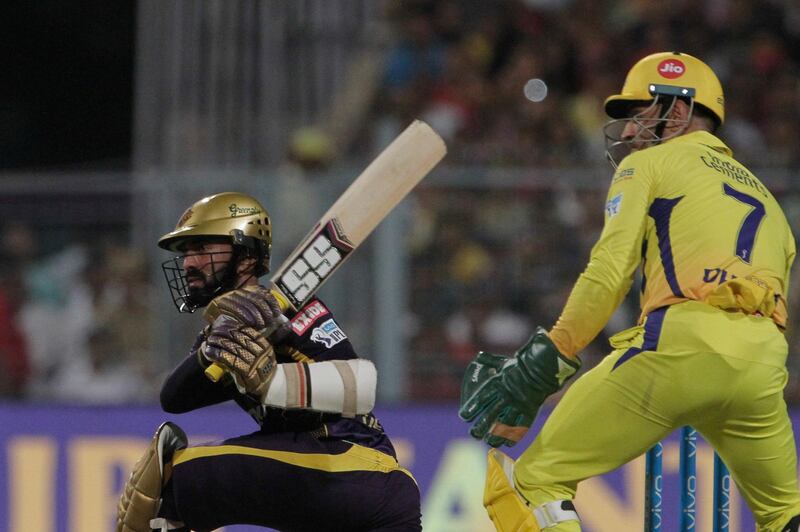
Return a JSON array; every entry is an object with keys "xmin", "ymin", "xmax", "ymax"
[{"xmin": 0, "ymin": 403, "xmax": 788, "ymax": 531}]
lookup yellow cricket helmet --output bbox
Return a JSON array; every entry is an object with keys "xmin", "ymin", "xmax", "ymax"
[
  {"xmin": 158, "ymin": 192, "xmax": 272, "ymax": 275},
  {"xmin": 605, "ymin": 52, "xmax": 724, "ymax": 126}
]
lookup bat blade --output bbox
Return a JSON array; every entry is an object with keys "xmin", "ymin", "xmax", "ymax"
[
  {"xmin": 271, "ymin": 119, "xmax": 446, "ymax": 309},
  {"xmin": 204, "ymin": 120, "xmax": 446, "ymax": 382}
]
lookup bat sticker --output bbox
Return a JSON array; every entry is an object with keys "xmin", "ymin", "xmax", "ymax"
[{"xmin": 277, "ymin": 219, "xmax": 354, "ymax": 307}]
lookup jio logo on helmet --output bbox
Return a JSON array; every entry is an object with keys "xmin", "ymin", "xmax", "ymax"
[{"xmin": 657, "ymin": 59, "xmax": 685, "ymax": 79}]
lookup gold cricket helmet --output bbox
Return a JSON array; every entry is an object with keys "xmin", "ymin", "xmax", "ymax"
[
  {"xmin": 158, "ymin": 192, "xmax": 272, "ymax": 275},
  {"xmin": 605, "ymin": 52, "xmax": 725, "ymax": 126}
]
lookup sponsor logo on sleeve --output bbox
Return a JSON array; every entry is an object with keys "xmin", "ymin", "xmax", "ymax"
[
  {"xmin": 613, "ymin": 167, "xmax": 635, "ymax": 183},
  {"xmin": 290, "ymin": 301, "xmax": 330, "ymax": 335},
  {"xmin": 605, "ymin": 193, "xmax": 623, "ymax": 218},
  {"xmin": 310, "ymin": 318, "xmax": 347, "ymax": 348}
]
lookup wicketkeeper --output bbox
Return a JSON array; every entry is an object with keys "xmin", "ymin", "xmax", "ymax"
[
  {"xmin": 459, "ymin": 52, "xmax": 800, "ymax": 531},
  {"xmin": 117, "ymin": 192, "xmax": 421, "ymax": 531}
]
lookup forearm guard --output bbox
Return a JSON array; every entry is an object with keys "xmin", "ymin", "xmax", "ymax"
[{"xmin": 264, "ymin": 359, "xmax": 377, "ymax": 417}]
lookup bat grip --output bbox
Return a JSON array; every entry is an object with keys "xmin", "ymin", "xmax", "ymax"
[{"xmin": 204, "ymin": 286, "xmax": 292, "ymax": 383}]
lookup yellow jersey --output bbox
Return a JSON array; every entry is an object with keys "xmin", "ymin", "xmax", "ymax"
[{"xmin": 550, "ymin": 131, "xmax": 796, "ymax": 357}]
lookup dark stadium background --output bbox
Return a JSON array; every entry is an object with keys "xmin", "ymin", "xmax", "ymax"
[{"xmin": 0, "ymin": 1, "xmax": 798, "ymax": 531}]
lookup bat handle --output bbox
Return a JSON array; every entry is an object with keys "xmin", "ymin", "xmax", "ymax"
[
  {"xmin": 205, "ymin": 363, "xmax": 226, "ymax": 382},
  {"xmin": 203, "ymin": 285, "xmax": 293, "ymax": 383}
]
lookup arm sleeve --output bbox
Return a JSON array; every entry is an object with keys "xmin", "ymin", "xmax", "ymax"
[
  {"xmin": 160, "ymin": 334, "xmax": 238, "ymax": 413},
  {"xmin": 779, "ymin": 230, "xmax": 797, "ymax": 327},
  {"xmin": 282, "ymin": 298, "xmax": 358, "ymax": 362},
  {"xmin": 786, "ymin": 232, "xmax": 796, "ymax": 298},
  {"xmin": 549, "ymin": 157, "xmax": 655, "ymax": 357}
]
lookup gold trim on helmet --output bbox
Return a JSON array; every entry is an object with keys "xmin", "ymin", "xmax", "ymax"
[
  {"xmin": 604, "ymin": 51, "xmax": 724, "ymax": 125},
  {"xmin": 158, "ymin": 192, "xmax": 272, "ymax": 275}
]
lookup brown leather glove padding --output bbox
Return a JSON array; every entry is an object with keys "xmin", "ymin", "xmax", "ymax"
[
  {"xmin": 204, "ymin": 285, "xmax": 290, "ymax": 343},
  {"xmin": 203, "ymin": 323, "xmax": 277, "ymax": 398}
]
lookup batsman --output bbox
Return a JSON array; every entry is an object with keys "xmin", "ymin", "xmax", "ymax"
[
  {"xmin": 116, "ymin": 192, "xmax": 421, "ymax": 531},
  {"xmin": 459, "ymin": 52, "xmax": 800, "ymax": 531}
]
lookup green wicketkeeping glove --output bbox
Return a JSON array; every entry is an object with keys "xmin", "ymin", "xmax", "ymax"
[{"xmin": 459, "ymin": 327, "xmax": 581, "ymax": 447}]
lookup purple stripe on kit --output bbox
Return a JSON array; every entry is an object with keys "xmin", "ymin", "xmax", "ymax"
[
  {"xmin": 613, "ymin": 307, "xmax": 668, "ymax": 370},
  {"xmin": 648, "ymin": 197, "xmax": 685, "ymax": 298}
]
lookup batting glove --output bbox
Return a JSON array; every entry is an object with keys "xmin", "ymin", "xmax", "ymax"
[
  {"xmin": 204, "ymin": 285, "xmax": 290, "ymax": 342},
  {"xmin": 200, "ymin": 314, "xmax": 277, "ymax": 399}
]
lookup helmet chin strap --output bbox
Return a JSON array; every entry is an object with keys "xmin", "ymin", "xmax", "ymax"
[
  {"xmin": 211, "ymin": 250, "xmax": 261, "ymax": 296},
  {"xmin": 230, "ymin": 266, "xmax": 258, "ymax": 290},
  {"xmin": 653, "ymin": 94, "xmax": 694, "ymax": 143},
  {"xmin": 215, "ymin": 248, "xmax": 254, "ymax": 293},
  {"xmin": 653, "ymin": 95, "xmax": 676, "ymax": 141}
]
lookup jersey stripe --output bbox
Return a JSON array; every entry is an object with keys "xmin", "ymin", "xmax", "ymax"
[
  {"xmin": 613, "ymin": 306, "xmax": 668, "ymax": 370},
  {"xmin": 173, "ymin": 442, "xmax": 415, "ymax": 480},
  {"xmin": 649, "ymin": 197, "xmax": 685, "ymax": 298}
]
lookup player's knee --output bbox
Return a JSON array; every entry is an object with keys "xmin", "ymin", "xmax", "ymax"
[
  {"xmin": 782, "ymin": 514, "xmax": 800, "ymax": 531},
  {"xmin": 483, "ymin": 449, "xmax": 580, "ymax": 531},
  {"xmin": 116, "ymin": 422, "xmax": 188, "ymax": 532}
]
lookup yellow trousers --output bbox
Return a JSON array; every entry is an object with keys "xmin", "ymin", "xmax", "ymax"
[{"xmin": 514, "ymin": 301, "xmax": 800, "ymax": 532}]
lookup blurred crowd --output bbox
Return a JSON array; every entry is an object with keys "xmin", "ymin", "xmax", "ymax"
[
  {"xmin": 0, "ymin": 223, "xmax": 159, "ymax": 404},
  {"xmin": 374, "ymin": 0, "xmax": 800, "ymax": 399},
  {"xmin": 376, "ymin": 0, "xmax": 800, "ymax": 169}
]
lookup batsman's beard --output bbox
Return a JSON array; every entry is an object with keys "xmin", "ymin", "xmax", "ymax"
[{"xmin": 184, "ymin": 264, "xmax": 234, "ymax": 308}]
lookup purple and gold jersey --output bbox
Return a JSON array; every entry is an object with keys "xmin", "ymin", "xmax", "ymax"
[
  {"xmin": 161, "ymin": 297, "xmax": 393, "ymax": 455},
  {"xmin": 250, "ymin": 298, "xmax": 393, "ymax": 453},
  {"xmin": 158, "ymin": 296, "xmax": 421, "ymax": 531},
  {"xmin": 550, "ymin": 131, "xmax": 796, "ymax": 357}
]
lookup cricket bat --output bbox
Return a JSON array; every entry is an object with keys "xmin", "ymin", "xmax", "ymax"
[{"xmin": 204, "ymin": 119, "xmax": 447, "ymax": 382}]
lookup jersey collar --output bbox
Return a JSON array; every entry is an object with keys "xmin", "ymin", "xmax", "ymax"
[{"xmin": 662, "ymin": 130, "xmax": 733, "ymax": 157}]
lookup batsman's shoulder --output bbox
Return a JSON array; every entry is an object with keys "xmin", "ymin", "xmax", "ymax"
[{"xmin": 286, "ymin": 297, "xmax": 356, "ymax": 360}]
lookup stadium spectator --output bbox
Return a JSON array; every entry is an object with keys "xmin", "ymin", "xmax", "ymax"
[{"xmin": 0, "ymin": 264, "xmax": 29, "ymax": 398}]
